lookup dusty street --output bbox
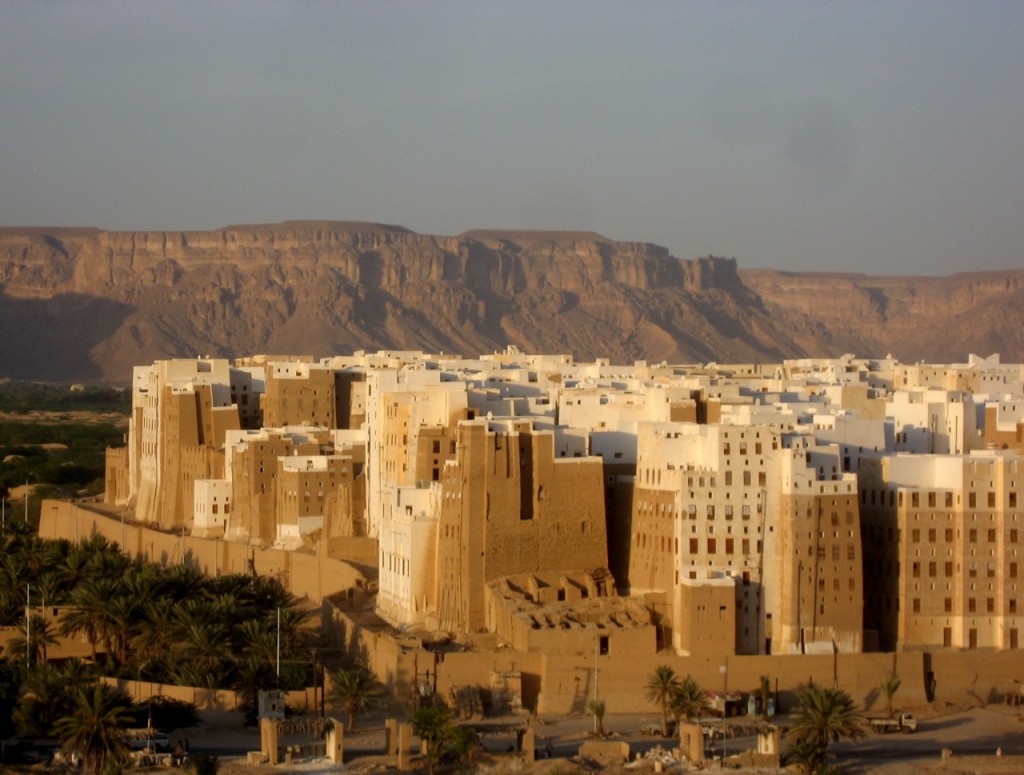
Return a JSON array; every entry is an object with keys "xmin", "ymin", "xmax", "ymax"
[{"xmin": 173, "ymin": 698, "xmax": 1024, "ymax": 774}]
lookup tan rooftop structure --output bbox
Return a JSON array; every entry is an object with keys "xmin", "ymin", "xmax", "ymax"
[{"xmin": 485, "ymin": 570, "xmax": 656, "ymax": 655}]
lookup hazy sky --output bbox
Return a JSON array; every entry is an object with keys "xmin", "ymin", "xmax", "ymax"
[{"xmin": 2, "ymin": 2, "xmax": 1022, "ymax": 276}]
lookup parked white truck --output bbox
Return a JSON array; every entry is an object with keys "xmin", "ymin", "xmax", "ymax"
[{"xmin": 868, "ymin": 713, "xmax": 918, "ymax": 733}]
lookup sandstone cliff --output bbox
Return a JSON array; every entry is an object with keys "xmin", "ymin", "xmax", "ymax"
[
  {"xmin": 741, "ymin": 269, "xmax": 1024, "ymax": 366},
  {"xmin": 0, "ymin": 221, "xmax": 1020, "ymax": 381}
]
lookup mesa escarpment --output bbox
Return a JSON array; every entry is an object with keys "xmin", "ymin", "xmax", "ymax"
[
  {"xmin": 741, "ymin": 268, "xmax": 1024, "ymax": 365},
  {"xmin": 0, "ymin": 221, "xmax": 1020, "ymax": 381}
]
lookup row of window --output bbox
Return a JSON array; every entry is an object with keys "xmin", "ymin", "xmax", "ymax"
[
  {"xmin": 909, "ymin": 597, "xmax": 1020, "ymax": 614},
  {"xmin": 911, "ymin": 527, "xmax": 1021, "ymax": 544},
  {"xmin": 865, "ymin": 489, "xmax": 1023, "ymax": 509}
]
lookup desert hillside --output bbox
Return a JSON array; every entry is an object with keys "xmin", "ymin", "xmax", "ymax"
[
  {"xmin": 0, "ymin": 221, "xmax": 1020, "ymax": 382},
  {"xmin": 741, "ymin": 268, "xmax": 1024, "ymax": 365}
]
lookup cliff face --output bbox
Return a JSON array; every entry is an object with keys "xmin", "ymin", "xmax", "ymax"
[
  {"xmin": 0, "ymin": 221, "xmax": 1020, "ymax": 381},
  {"xmin": 741, "ymin": 269, "xmax": 1024, "ymax": 365}
]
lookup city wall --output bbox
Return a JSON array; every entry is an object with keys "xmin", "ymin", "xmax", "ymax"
[
  {"xmin": 39, "ymin": 500, "xmax": 369, "ymax": 605},
  {"xmin": 329, "ymin": 600, "xmax": 1024, "ymax": 716},
  {"xmin": 41, "ymin": 501, "xmax": 1023, "ymax": 719}
]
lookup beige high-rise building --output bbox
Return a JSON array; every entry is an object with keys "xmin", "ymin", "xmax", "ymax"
[
  {"xmin": 860, "ymin": 451, "xmax": 1024, "ymax": 651},
  {"xmin": 629, "ymin": 423, "xmax": 862, "ymax": 656},
  {"xmin": 261, "ymin": 361, "xmax": 340, "ymax": 429},
  {"xmin": 225, "ymin": 428, "xmax": 326, "ymax": 544},
  {"xmin": 434, "ymin": 419, "xmax": 609, "ymax": 634},
  {"xmin": 129, "ymin": 359, "xmax": 255, "ymax": 530}
]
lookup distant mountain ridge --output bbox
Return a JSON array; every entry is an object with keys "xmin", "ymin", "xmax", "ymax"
[{"xmin": 0, "ymin": 221, "xmax": 1020, "ymax": 382}]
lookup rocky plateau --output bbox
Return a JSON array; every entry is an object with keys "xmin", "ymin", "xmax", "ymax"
[{"xmin": 0, "ymin": 221, "xmax": 1021, "ymax": 382}]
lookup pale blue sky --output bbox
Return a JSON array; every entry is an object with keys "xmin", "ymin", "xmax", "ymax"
[{"xmin": 1, "ymin": 1, "xmax": 1022, "ymax": 275}]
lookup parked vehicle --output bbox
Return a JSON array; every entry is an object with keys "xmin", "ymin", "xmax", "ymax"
[{"xmin": 868, "ymin": 713, "xmax": 917, "ymax": 734}]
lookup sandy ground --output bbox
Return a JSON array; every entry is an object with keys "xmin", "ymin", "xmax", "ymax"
[{"xmin": 158, "ymin": 699, "xmax": 1024, "ymax": 775}]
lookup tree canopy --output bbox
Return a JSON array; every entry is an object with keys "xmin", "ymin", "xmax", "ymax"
[
  {"xmin": 786, "ymin": 686, "xmax": 865, "ymax": 774},
  {"xmin": 644, "ymin": 665, "xmax": 681, "ymax": 736}
]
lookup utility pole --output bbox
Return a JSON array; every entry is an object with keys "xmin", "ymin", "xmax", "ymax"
[{"xmin": 25, "ymin": 583, "xmax": 31, "ymax": 666}]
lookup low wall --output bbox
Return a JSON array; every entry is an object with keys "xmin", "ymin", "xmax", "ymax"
[
  {"xmin": 102, "ymin": 677, "xmax": 242, "ymax": 712},
  {"xmin": 102, "ymin": 677, "xmax": 318, "ymax": 714},
  {"xmin": 929, "ymin": 650, "xmax": 1024, "ymax": 707},
  {"xmin": 941, "ymin": 749, "xmax": 1024, "ymax": 770},
  {"xmin": 0, "ymin": 625, "xmax": 95, "ymax": 662},
  {"xmin": 534, "ymin": 651, "xmax": 928, "ymax": 715}
]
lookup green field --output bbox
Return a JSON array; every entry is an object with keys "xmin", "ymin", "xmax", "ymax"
[{"xmin": 0, "ymin": 382, "xmax": 129, "ymax": 513}]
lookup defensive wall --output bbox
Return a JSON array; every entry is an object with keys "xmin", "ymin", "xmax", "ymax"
[
  {"xmin": 41, "ymin": 501, "xmax": 1024, "ymax": 718},
  {"xmin": 39, "ymin": 500, "xmax": 370, "ymax": 605},
  {"xmin": 328, "ymin": 593, "xmax": 1024, "ymax": 717}
]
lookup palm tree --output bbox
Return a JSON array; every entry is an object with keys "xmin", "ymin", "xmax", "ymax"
[
  {"xmin": 669, "ymin": 675, "xmax": 710, "ymax": 724},
  {"xmin": 161, "ymin": 563, "xmax": 206, "ymax": 601},
  {"xmin": 15, "ymin": 663, "xmax": 73, "ymax": 738},
  {"xmin": 880, "ymin": 674, "xmax": 901, "ymax": 719},
  {"xmin": 586, "ymin": 699, "xmax": 606, "ymax": 737},
  {"xmin": 61, "ymin": 578, "xmax": 118, "ymax": 663},
  {"xmin": 644, "ymin": 664, "xmax": 681, "ymax": 736},
  {"xmin": 328, "ymin": 666, "xmax": 384, "ymax": 731},
  {"xmin": 786, "ymin": 686, "xmax": 865, "ymax": 774},
  {"xmin": 104, "ymin": 591, "xmax": 140, "ymax": 667},
  {"xmin": 233, "ymin": 655, "xmax": 276, "ymax": 726},
  {"xmin": 55, "ymin": 681, "xmax": 132, "ymax": 775},
  {"xmin": 233, "ymin": 619, "xmax": 277, "ymax": 664},
  {"xmin": 57, "ymin": 544, "xmax": 93, "ymax": 590},
  {"xmin": 130, "ymin": 597, "xmax": 177, "ymax": 664},
  {"xmin": 8, "ymin": 614, "xmax": 59, "ymax": 665},
  {"xmin": 34, "ymin": 569, "xmax": 67, "ymax": 610},
  {"xmin": 272, "ymin": 603, "xmax": 315, "ymax": 658},
  {"xmin": 14, "ymin": 660, "xmax": 94, "ymax": 738},
  {"xmin": 174, "ymin": 621, "xmax": 231, "ymax": 688}
]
